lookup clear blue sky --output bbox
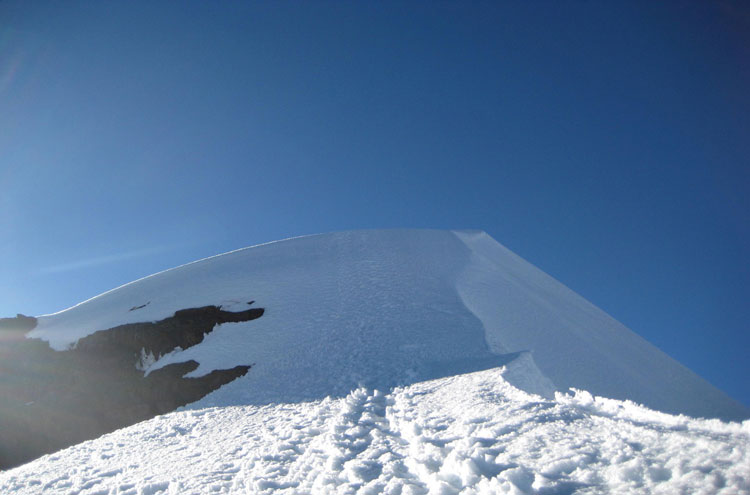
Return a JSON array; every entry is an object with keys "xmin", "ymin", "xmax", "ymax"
[{"xmin": 1, "ymin": 2, "xmax": 748, "ymax": 407}]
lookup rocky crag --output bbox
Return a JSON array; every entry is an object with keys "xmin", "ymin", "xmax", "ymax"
[{"xmin": 0, "ymin": 304, "xmax": 263, "ymax": 469}]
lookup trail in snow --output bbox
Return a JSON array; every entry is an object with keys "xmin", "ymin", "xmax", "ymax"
[{"xmin": 3, "ymin": 367, "xmax": 747, "ymax": 495}]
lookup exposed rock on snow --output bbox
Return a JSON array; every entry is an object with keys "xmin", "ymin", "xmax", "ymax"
[{"xmin": 0, "ymin": 305, "xmax": 263, "ymax": 469}]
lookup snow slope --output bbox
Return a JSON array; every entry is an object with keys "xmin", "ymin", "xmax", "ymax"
[
  {"xmin": 2, "ymin": 367, "xmax": 748, "ymax": 494},
  {"xmin": 27, "ymin": 229, "xmax": 748, "ymax": 420}
]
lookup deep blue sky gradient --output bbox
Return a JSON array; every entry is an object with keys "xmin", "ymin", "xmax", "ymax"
[{"xmin": 1, "ymin": 1, "xmax": 748, "ymax": 407}]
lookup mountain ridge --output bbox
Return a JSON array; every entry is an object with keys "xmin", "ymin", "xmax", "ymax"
[
  {"xmin": 23, "ymin": 228, "xmax": 748, "ymax": 420},
  {"xmin": 2, "ymin": 229, "xmax": 748, "ymax": 492}
]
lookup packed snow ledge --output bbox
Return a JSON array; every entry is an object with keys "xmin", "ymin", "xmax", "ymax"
[{"xmin": 2, "ymin": 367, "xmax": 748, "ymax": 495}]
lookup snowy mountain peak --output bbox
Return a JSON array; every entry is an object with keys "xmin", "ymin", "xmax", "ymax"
[
  {"xmin": 24, "ymin": 229, "xmax": 747, "ymax": 421},
  {"xmin": 2, "ymin": 229, "xmax": 749, "ymax": 491}
]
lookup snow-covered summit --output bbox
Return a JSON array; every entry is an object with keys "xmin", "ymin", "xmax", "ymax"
[{"xmin": 26, "ymin": 229, "xmax": 748, "ymax": 421}]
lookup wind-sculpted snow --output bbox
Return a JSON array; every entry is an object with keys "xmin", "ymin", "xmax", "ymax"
[
  {"xmin": 454, "ymin": 231, "xmax": 750, "ymax": 420},
  {"xmin": 24, "ymin": 229, "xmax": 748, "ymax": 420},
  {"xmin": 2, "ymin": 367, "xmax": 747, "ymax": 494}
]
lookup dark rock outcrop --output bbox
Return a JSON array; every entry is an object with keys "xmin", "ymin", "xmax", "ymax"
[
  {"xmin": 0, "ymin": 314, "xmax": 37, "ymax": 332},
  {"xmin": 0, "ymin": 304, "xmax": 263, "ymax": 470}
]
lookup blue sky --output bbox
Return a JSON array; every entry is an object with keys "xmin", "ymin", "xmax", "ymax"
[{"xmin": 1, "ymin": 2, "xmax": 748, "ymax": 407}]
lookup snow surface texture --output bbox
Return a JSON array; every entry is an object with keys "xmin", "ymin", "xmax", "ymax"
[
  {"xmin": 2, "ymin": 367, "xmax": 748, "ymax": 495},
  {"xmin": 27, "ymin": 229, "xmax": 748, "ymax": 420}
]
